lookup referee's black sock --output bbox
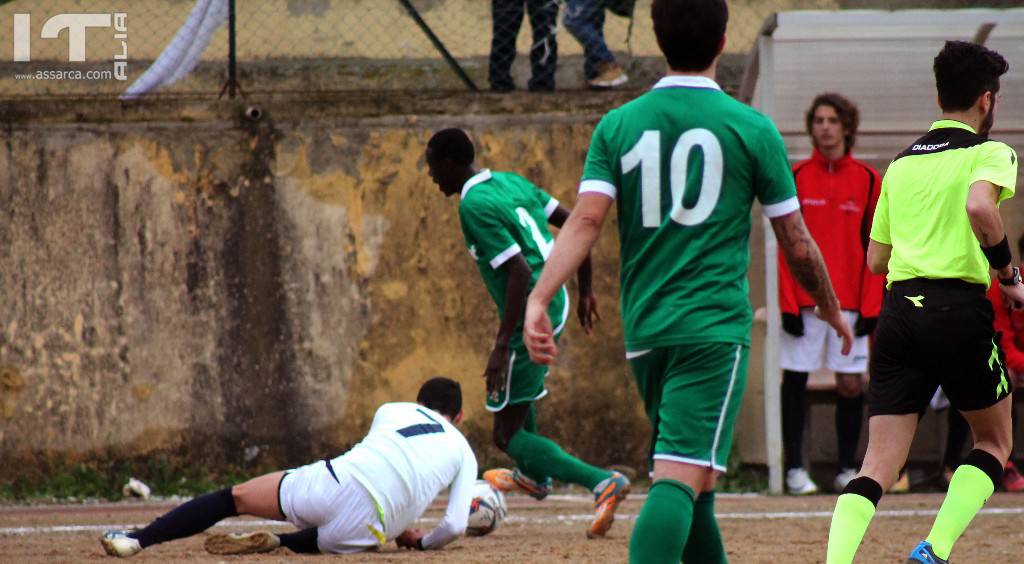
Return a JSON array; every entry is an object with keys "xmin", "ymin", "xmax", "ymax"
[
  {"xmin": 279, "ymin": 527, "xmax": 320, "ymax": 554},
  {"xmin": 129, "ymin": 487, "xmax": 238, "ymax": 548}
]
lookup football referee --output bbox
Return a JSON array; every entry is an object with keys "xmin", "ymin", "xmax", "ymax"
[{"xmin": 826, "ymin": 41, "xmax": 1023, "ymax": 564}]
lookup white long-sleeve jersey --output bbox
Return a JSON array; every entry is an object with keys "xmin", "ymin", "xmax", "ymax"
[{"xmin": 333, "ymin": 402, "xmax": 478, "ymax": 550}]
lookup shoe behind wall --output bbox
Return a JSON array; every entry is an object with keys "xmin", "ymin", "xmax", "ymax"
[{"xmin": 587, "ymin": 62, "xmax": 628, "ymax": 89}]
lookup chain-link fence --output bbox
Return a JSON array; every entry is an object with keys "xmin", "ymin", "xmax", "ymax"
[{"xmin": 0, "ymin": 0, "xmax": 1018, "ymax": 99}]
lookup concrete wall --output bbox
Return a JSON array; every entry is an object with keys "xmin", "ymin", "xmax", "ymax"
[{"xmin": 0, "ymin": 93, "xmax": 656, "ymax": 479}]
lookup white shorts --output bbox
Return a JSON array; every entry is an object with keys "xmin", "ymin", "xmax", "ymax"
[
  {"xmin": 278, "ymin": 459, "xmax": 384, "ymax": 554},
  {"xmin": 780, "ymin": 309, "xmax": 869, "ymax": 373}
]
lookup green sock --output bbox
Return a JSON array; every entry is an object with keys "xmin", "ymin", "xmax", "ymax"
[
  {"xmin": 682, "ymin": 491, "xmax": 726, "ymax": 563},
  {"xmin": 505, "ymin": 429, "xmax": 610, "ymax": 490},
  {"xmin": 826, "ymin": 493, "xmax": 877, "ymax": 564},
  {"xmin": 925, "ymin": 464, "xmax": 995, "ymax": 560},
  {"xmin": 630, "ymin": 479, "xmax": 695, "ymax": 564}
]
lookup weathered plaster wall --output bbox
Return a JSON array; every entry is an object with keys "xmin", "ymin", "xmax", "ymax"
[{"xmin": 0, "ymin": 94, "xmax": 651, "ymax": 478}]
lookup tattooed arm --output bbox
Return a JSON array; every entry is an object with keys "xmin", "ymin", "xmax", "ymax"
[{"xmin": 770, "ymin": 211, "xmax": 854, "ymax": 354}]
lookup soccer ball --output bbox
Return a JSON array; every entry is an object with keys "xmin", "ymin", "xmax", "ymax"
[{"xmin": 466, "ymin": 480, "xmax": 507, "ymax": 536}]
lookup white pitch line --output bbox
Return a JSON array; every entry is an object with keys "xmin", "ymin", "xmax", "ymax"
[
  {"xmin": 4, "ymin": 506, "xmax": 1024, "ymax": 536},
  {"xmin": 0, "ymin": 520, "xmax": 289, "ymax": 536}
]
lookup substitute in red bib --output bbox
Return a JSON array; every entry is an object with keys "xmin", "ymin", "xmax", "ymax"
[{"xmin": 778, "ymin": 93, "xmax": 886, "ymax": 495}]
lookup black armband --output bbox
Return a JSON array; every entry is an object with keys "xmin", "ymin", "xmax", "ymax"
[{"xmin": 982, "ymin": 235, "xmax": 1012, "ymax": 270}]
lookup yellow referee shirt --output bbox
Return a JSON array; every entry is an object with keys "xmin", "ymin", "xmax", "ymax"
[{"xmin": 870, "ymin": 120, "xmax": 1018, "ymax": 286}]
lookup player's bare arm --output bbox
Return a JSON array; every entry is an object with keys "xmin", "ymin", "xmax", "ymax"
[
  {"xmin": 967, "ymin": 180, "xmax": 1024, "ymax": 306},
  {"xmin": 487, "ymin": 254, "xmax": 532, "ymax": 395},
  {"xmin": 525, "ymin": 193, "xmax": 613, "ymax": 363},
  {"xmin": 549, "ymin": 204, "xmax": 599, "ymax": 333},
  {"xmin": 770, "ymin": 210, "xmax": 854, "ymax": 354},
  {"xmin": 866, "ymin": 239, "xmax": 892, "ymax": 275}
]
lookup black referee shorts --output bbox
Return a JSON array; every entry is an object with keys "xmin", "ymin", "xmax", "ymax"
[{"xmin": 868, "ymin": 278, "xmax": 1013, "ymax": 416}]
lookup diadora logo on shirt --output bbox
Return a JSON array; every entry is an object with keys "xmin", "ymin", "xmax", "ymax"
[
  {"xmin": 468, "ymin": 245, "xmax": 479, "ymax": 260},
  {"xmin": 801, "ymin": 198, "xmax": 827, "ymax": 207},
  {"xmin": 912, "ymin": 141, "xmax": 949, "ymax": 152}
]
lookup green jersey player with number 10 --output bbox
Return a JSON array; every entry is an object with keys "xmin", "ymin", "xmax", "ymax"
[
  {"xmin": 425, "ymin": 129, "xmax": 630, "ymax": 540},
  {"xmin": 524, "ymin": 1, "xmax": 852, "ymax": 563}
]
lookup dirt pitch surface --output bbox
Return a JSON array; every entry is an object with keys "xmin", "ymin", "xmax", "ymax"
[{"xmin": 2, "ymin": 492, "xmax": 1023, "ymax": 563}]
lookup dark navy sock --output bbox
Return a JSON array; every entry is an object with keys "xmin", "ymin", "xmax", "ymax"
[
  {"xmin": 279, "ymin": 528, "xmax": 320, "ymax": 554},
  {"xmin": 129, "ymin": 487, "xmax": 238, "ymax": 548}
]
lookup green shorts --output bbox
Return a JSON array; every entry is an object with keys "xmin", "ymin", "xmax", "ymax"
[
  {"xmin": 628, "ymin": 342, "xmax": 749, "ymax": 472},
  {"xmin": 486, "ymin": 288, "xmax": 569, "ymax": 412}
]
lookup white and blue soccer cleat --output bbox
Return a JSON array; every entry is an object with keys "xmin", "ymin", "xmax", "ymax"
[{"xmin": 906, "ymin": 541, "xmax": 948, "ymax": 564}]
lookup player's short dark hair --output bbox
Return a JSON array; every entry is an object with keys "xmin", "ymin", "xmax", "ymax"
[
  {"xmin": 427, "ymin": 128, "xmax": 475, "ymax": 166},
  {"xmin": 933, "ymin": 41, "xmax": 1009, "ymax": 112},
  {"xmin": 416, "ymin": 377, "xmax": 462, "ymax": 419},
  {"xmin": 651, "ymin": 0, "xmax": 728, "ymax": 72},
  {"xmin": 805, "ymin": 92, "xmax": 860, "ymax": 154}
]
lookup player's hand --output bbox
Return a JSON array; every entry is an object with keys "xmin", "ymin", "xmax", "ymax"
[
  {"xmin": 577, "ymin": 292, "xmax": 600, "ymax": 335},
  {"xmin": 484, "ymin": 343, "xmax": 510, "ymax": 400},
  {"xmin": 524, "ymin": 298, "xmax": 557, "ymax": 364},
  {"xmin": 1000, "ymin": 280, "xmax": 1024, "ymax": 310},
  {"xmin": 815, "ymin": 305, "xmax": 854, "ymax": 355},
  {"xmin": 395, "ymin": 528, "xmax": 425, "ymax": 550}
]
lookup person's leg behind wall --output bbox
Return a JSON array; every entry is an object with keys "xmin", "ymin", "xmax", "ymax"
[
  {"xmin": 562, "ymin": 0, "xmax": 615, "ymax": 80},
  {"xmin": 780, "ymin": 308, "xmax": 830, "ymax": 494},
  {"xmin": 489, "ymin": 0, "xmax": 525, "ymax": 91},
  {"xmin": 834, "ymin": 372, "xmax": 865, "ymax": 489},
  {"xmin": 525, "ymin": 0, "xmax": 558, "ymax": 91},
  {"xmin": 828, "ymin": 310, "xmax": 868, "ymax": 491}
]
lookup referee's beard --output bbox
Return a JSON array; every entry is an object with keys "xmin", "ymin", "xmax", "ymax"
[{"xmin": 979, "ymin": 98, "xmax": 996, "ymax": 138}]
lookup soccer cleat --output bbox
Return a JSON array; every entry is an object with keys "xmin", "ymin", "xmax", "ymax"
[
  {"xmin": 890, "ymin": 471, "xmax": 911, "ymax": 493},
  {"xmin": 785, "ymin": 468, "xmax": 818, "ymax": 495},
  {"xmin": 204, "ymin": 531, "xmax": 281, "ymax": 555},
  {"xmin": 1003, "ymin": 461, "xmax": 1024, "ymax": 492},
  {"xmin": 99, "ymin": 530, "xmax": 142, "ymax": 558},
  {"xmin": 906, "ymin": 540, "xmax": 948, "ymax": 563},
  {"xmin": 834, "ymin": 468, "xmax": 857, "ymax": 491},
  {"xmin": 587, "ymin": 472, "xmax": 631, "ymax": 538},
  {"xmin": 483, "ymin": 467, "xmax": 552, "ymax": 500},
  {"xmin": 587, "ymin": 62, "xmax": 628, "ymax": 89}
]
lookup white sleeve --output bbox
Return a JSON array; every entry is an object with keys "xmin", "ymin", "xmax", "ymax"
[{"xmin": 420, "ymin": 443, "xmax": 478, "ymax": 550}]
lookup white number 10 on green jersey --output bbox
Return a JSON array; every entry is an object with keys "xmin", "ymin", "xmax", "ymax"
[{"xmin": 622, "ymin": 128, "xmax": 723, "ymax": 228}]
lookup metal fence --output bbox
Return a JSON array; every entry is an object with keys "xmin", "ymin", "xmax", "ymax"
[{"xmin": 0, "ymin": 0, "xmax": 1017, "ymax": 99}]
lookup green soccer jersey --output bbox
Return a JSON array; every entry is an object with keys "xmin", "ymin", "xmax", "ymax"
[
  {"xmin": 459, "ymin": 169, "xmax": 569, "ymax": 335},
  {"xmin": 870, "ymin": 120, "xmax": 1018, "ymax": 286},
  {"xmin": 580, "ymin": 76, "xmax": 799, "ymax": 351}
]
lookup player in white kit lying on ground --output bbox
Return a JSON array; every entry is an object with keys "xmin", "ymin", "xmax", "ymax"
[{"xmin": 100, "ymin": 377, "xmax": 478, "ymax": 556}]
